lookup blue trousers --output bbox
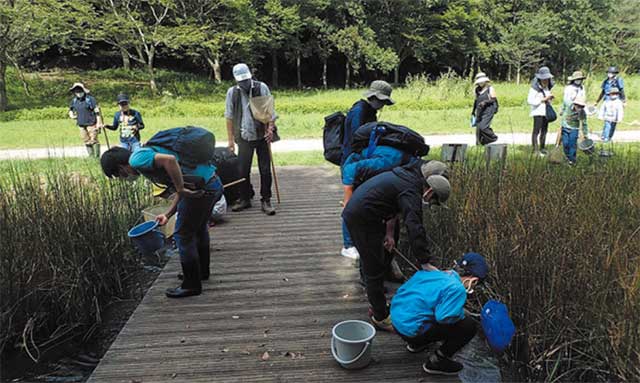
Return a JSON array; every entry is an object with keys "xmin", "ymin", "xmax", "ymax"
[
  {"xmin": 342, "ymin": 220, "xmax": 354, "ymax": 248},
  {"xmin": 601, "ymin": 121, "xmax": 617, "ymax": 142},
  {"xmin": 562, "ymin": 127, "xmax": 579, "ymax": 162},
  {"xmin": 120, "ymin": 139, "xmax": 141, "ymax": 152},
  {"xmin": 174, "ymin": 178, "xmax": 223, "ymax": 289}
]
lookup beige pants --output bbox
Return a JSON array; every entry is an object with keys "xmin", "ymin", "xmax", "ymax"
[{"xmin": 79, "ymin": 125, "xmax": 100, "ymax": 145}]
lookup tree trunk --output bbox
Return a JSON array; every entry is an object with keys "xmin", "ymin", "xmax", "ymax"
[
  {"xmin": 271, "ymin": 50, "xmax": 279, "ymax": 88},
  {"xmin": 120, "ymin": 47, "xmax": 131, "ymax": 71},
  {"xmin": 507, "ymin": 63, "xmax": 512, "ymax": 82},
  {"xmin": 0, "ymin": 60, "xmax": 7, "ymax": 112},
  {"xmin": 394, "ymin": 64, "xmax": 400, "ymax": 85},
  {"xmin": 516, "ymin": 64, "xmax": 521, "ymax": 85},
  {"xmin": 148, "ymin": 48, "xmax": 157, "ymax": 94},
  {"xmin": 296, "ymin": 53, "xmax": 302, "ymax": 89},
  {"xmin": 345, "ymin": 61, "xmax": 350, "ymax": 89},
  {"xmin": 205, "ymin": 53, "xmax": 222, "ymax": 83},
  {"xmin": 562, "ymin": 55, "xmax": 566, "ymax": 80},
  {"xmin": 322, "ymin": 58, "xmax": 327, "ymax": 90}
]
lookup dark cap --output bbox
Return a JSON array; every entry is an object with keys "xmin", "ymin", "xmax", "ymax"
[
  {"xmin": 607, "ymin": 66, "xmax": 619, "ymax": 74},
  {"xmin": 456, "ymin": 252, "xmax": 489, "ymax": 280},
  {"xmin": 117, "ymin": 93, "xmax": 130, "ymax": 104}
]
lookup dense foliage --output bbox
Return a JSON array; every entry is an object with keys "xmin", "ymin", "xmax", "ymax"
[{"xmin": 1, "ymin": 0, "xmax": 639, "ymax": 111}]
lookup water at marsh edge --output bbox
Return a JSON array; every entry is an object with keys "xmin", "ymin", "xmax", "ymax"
[{"xmin": 456, "ymin": 332, "xmax": 502, "ymax": 383}]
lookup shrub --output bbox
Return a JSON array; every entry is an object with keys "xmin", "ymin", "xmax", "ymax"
[
  {"xmin": 417, "ymin": 152, "xmax": 640, "ymax": 381},
  {"xmin": 0, "ymin": 162, "xmax": 152, "ymax": 359}
]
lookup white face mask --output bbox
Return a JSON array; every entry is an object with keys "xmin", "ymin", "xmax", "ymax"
[
  {"xmin": 610, "ymin": 95, "xmax": 619, "ymax": 100},
  {"xmin": 608, "ymin": 73, "xmax": 615, "ymax": 79},
  {"xmin": 462, "ymin": 279, "xmax": 477, "ymax": 295},
  {"xmin": 75, "ymin": 91, "xmax": 85, "ymax": 98},
  {"xmin": 574, "ymin": 80, "xmax": 583, "ymax": 86}
]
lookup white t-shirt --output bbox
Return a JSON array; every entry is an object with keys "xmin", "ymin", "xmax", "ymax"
[{"xmin": 563, "ymin": 84, "xmax": 586, "ymax": 105}]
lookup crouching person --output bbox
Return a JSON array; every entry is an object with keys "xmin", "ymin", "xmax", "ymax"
[
  {"xmin": 391, "ymin": 253, "xmax": 489, "ymax": 376},
  {"xmin": 342, "ymin": 161, "xmax": 451, "ymax": 331},
  {"xmin": 100, "ymin": 127, "xmax": 223, "ymax": 298},
  {"xmin": 560, "ymin": 95, "xmax": 589, "ymax": 165}
]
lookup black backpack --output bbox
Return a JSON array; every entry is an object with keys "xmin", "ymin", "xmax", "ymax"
[
  {"xmin": 212, "ymin": 147, "xmax": 241, "ymax": 202},
  {"xmin": 323, "ymin": 111, "xmax": 346, "ymax": 165},
  {"xmin": 352, "ymin": 122, "xmax": 429, "ymax": 158},
  {"xmin": 145, "ymin": 127, "xmax": 216, "ymax": 168}
]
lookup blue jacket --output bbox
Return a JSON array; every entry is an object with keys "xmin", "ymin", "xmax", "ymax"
[
  {"xmin": 601, "ymin": 77, "xmax": 626, "ymax": 102},
  {"xmin": 391, "ymin": 270, "xmax": 467, "ymax": 337},
  {"xmin": 69, "ymin": 95, "xmax": 99, "ymax": 127},
  {"xmin": 342, "ymin": 100, "xmax": 377, "ymax": 164},
  {"xmin": 341, "ymin": 145, "xmax": 408, "ymax": 186}
]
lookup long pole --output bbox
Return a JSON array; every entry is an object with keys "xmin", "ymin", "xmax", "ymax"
[
  {"xmin": 391, "ymin": 248, "xmax": 420, "ymax": 272},
  {"xmin": 268, "ymin": 143, "xmax": 281, "ymax": 204}
]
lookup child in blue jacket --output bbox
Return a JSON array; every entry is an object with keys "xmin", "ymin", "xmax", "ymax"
[
  {"xmin": 391, "ymin": 253, "xmax": 489, "ymax": 376},
  {"xmin": 106, "ymin": 94, "xmax": 145, "ymax": 152}
]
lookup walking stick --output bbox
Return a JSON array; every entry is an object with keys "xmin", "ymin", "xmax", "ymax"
[
  {"xmin": 103, "ymin": 127, "xmax": 111, "ymax": 149},
  {"xmin": 268, "ymin": 143, "xmax": 281, "ymax": 204},
  {"xmin": 391, "ymin": 248, "xmax": 420, "ymax": 272}
]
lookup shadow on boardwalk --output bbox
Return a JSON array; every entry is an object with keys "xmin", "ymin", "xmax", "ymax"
[{"xmin": 89, "ymin": 167, "xmax": 459, "ymax": 383}]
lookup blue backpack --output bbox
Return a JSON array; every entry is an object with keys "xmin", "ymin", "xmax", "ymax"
[
  {"xmin": 481, "ymin": 300, "xmax": 516, "ymax": 353},
  {"xmin": 145, "ymin": 127, "xmax": 216, "ymax": 168}
]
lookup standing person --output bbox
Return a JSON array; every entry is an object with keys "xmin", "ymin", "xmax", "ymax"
[
  {"xmin": 563, "ymin": 71, "xmax": 587, "ymax": 105},
  {"xmin": 340, "ymin": 80, "xmax": 394, "ymax": 259},
  {"xmin": 106, "ymin": 93, "xmax": 144, "ymax": 152},
  {"xmin": 68, "ymin": 82, "xmax": 103, "ymax": 158},
  {"xmin": 598, "ymin": 87, "xmax": 624, "ymax": 143},
  {"xmin": 390, "ymin": 253, "xmax": 488, "ymax": 376},
  {"xmin": 470, "ymin": 73, "xmax": 498, "ymax": 146},
  {"xmin": 225, "ymin": 63, "xmax": 277, "ymax": 216},
  {"xmin": 560, "ymin": 96, "xmax": 589, "ymax": 165},
  {"xmin": 527, "ymin": 66, "xmax": 555, "ymax": 156},
  {"xmin": 595, "ymin": 66, "xmax": 626, "ymax": 106},
  {"xmin": 342, "ymin": 161, "xmax": 451, "ymax": 331},
  {"xmin": 100, "ymin": 127, "xmax": 223, "ymax": 298}
]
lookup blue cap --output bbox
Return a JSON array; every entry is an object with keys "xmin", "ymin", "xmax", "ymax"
[{"xmin": 457, "ymin": 253, "xmax": 489, "ymax": 280}]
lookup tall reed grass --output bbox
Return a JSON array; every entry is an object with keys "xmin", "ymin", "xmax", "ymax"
[
  {"xmin": 419, "ymin": 150, "xmax": 640, "ymax": 381},
  {"xmin": 0, "ymin": 162, "xmax": 152, "ymax": 359}
]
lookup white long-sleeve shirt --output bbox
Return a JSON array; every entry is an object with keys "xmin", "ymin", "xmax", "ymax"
[
  {"xmin": 527, "ymin": 87, "xmax": 552, "ymax": 117},
  {"xmin": 563, "ymin": 84, "xmax": 586, "ymax": 104},
  {"xmin": 598, "ymin": 99, "xmax": 624, "ymax": 123}
]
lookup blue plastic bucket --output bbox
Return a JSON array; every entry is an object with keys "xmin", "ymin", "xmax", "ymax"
[{"xmin": 128, "ymin": 221, "xmax": 165, "ymax": 255}]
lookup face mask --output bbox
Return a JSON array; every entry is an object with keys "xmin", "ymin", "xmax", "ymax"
[
  {"xmin": 608, "ymin": 73, "xmax": 615, "ymax": 79},
  {"xmin": 462, "ymin": 279, "xmax": 476, "ymax": 295},
  {"xmin": 75, "ymin": 91, "xmax": 85, "ymax": 98},
  {"xmin": 574, "ymin": 80, "xmax": 583, "ymax": 86},
  {"xmin": 610, "ymin": 95, "xmax": 619, "ymax": 100},
  {"xmin": 238, "ymin": 79, "xmax": 252, "ymax": 93},
  {"xmin": 422, "ymin": 189, "xmax": 434, "ymax": 207},
  {"xmin": 367, "ymin": 97, "xmax": 385, "ymax": 110}
]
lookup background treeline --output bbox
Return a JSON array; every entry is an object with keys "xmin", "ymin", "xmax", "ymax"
[{"xmin": 1, "ymin": 0, "xmax": 640, "ymax": 112}]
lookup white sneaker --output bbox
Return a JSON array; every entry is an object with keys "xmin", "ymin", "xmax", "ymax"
[{"xmin": 341, "ymin": 247, "xmax": 360, "ymax": 260}]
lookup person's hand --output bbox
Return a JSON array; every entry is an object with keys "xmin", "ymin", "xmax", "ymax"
[
  {"xmin": 178, "ymin": 187, "xmax": 205, "ymax": 199},
  {"xmin": 420, "ymin": 262, "xmax": 438, "ymax": 271},
  {"xmin": 228, "ymin": 142, "xmax": 235, "ymax": 154},
  {"xmin": 68, "ymin": 111, "xmax": 77, "ymax": 119},
  {"xmin": 132, "ymin": 125, "xmax": 138, "ymax": 132},
  {"xmin": 155, "ymin": 214, "xmax": 169, "ymax": 226},
  {"xmin": 383, "ymin": 235, "xmax": 395, "ymax": 252},
  {"xmin": 265, "ymin": 124, "xmax": 275, "ymax": 144}
]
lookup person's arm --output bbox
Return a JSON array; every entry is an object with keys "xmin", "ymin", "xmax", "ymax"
[
  {"xmin": 106, "ymin": 113, "xmax": 119, "ymax": 131},
  {"xmin": 619, "ymin": 78, "xmax": 626, "ymax": 104},
  {"xmin": 136, "ymin": 111, "xmax": 145, "ymax": 130},
  {"xmin": 434, "ymin": 285, "xmax": 467, "ymax": 324},
  {"xmin": 224, "ymin": 88, "xmax": 236, "ymax": 152},
  {"xmin": 68, "ymin": 99, "xmax": 77, "ymax": 119},
  {"xmin": 92, "ymin": 98, "xmax": 103, "ymax": 128},
  {"xmin": 156, "ymin": 193, "xmax": 180, "ymax": 226},
  {"xmin": 397, "ymin": 190, "xmax": 432, "ymax": 266},
  {"xmin": 153, "ymin": 153, "xmax": 202, "ymax": 198},
  {"xmin": 384, "ymin": 215, "xmax": 399, "ymax": 251}
]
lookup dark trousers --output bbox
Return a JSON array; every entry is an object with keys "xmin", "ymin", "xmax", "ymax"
[
  {"xmin": 345, "ymin": 217, "xmax": 388, "ymax": 320},
  {"xmin": 174, "ymin": 181, "xmax": 223, "ymax": 290},
  {"xmin": 237, "ymin": 138, "xmax": 272, "ymax": 201},
  {"xmin": 397, "ymin": 317, "xmax": 477, "ymax": 358},
  {"xmin": 532, "ymin": 116, "xmax": 549, "ymax": 151}
]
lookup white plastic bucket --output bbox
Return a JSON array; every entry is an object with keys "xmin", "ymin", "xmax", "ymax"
[{"xmin": 331, "ymin": 320, "xmax": 376, "ymax": 370}]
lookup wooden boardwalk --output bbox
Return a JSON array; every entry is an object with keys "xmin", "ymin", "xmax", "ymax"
[{"xmin": 89, "ymin": 167, "xmax": 457, "ymax": 383}]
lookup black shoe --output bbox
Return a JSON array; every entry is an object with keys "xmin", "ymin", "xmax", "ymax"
[
  {"xmin": 406, "ymin": 343, "xmax": 429, "ymax": 353},
  {"xmin": 422, "ymin": 351, "xmax": 463, "ymax": 376},
  {"xmin": 261, "ymin": 200, "xmax": 276, "ymax": 215},
  {"xmin": 165, "ymin": 286, "xmax": 202, "ymax": 298},
  {"xmin": 231, "ymin": 199, "xmax": 251, "ymax": 212},
  {"xmin": 177, "ymin": 273, "xmax": 209, "ymax": 281}
]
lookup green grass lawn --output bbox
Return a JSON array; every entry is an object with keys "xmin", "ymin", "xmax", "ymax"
[{"xmin": 1, "ymin": 69, "xmax": 638, "ymax": 149}]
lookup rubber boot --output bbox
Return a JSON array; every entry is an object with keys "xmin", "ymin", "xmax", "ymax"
[
  {"xmin": 166, "ymin": 262, "xmax": 202, "ymax": 298},
  {"xmin": 93, "ymin": 143, "xmax": 101, "ymax": 158},
  {"xmin": 85, "ymin": 145, "xmax": 93, "ymax": 157}
]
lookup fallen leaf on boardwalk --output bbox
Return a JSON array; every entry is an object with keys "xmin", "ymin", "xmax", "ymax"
[
  {"xmin": 179, "ymin": 337, "xmax": 185, "ymax": 343},
  {"xmin": 241, "ymin": 350, "xmax": 251, "ymax": 355},
  {"xmin": 343, "ymin": 294, "xmax": 349, "ymax": 299},
  {"xmin": 282, "ymin": 277, "xmax": 289, "ymax": 282},
  {"xmin": 261, "ymin": 351, "xmax": 270, "ymax": 361},
  {"xmin": 171, "ymin": 373, "xmax": 177, "ymax": 379},
  {"xmin": 258, "ymin": 343, "xmax": 266, "ymax": 348},
  {"xmin": 283, "ymin": 351, "xmax": 294, "ymax": 358},
  {"xmin": 320, "ymin": 331, "xmax": 327, "ymax": 338},
  {"xmin": 130, "ymin": 380, "xmax": 142, "ymax": 383},
  {"xmin": 221, "ymin": 347, "xmax": 229, "ymax": 353},
  {"xmin": 232, "ymin": 315, "xmax": 240, "ymax": 319}
]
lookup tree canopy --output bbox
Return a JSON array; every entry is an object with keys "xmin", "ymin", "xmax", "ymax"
[{"xmin": 0, "ymin": 0, "xmax": 638, "ymax": 111}]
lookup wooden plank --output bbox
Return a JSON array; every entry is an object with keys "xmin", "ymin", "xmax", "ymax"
[{"xmin": 88, "ymin": 167, "xmax": 458, "ymax": 383}]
